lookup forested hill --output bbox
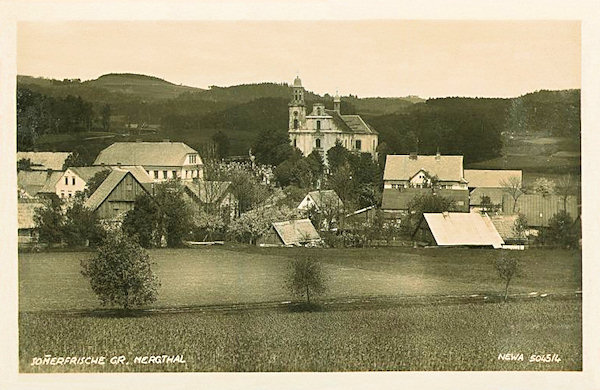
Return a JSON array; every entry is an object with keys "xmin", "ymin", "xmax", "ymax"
[{"xmin": 17, "ymin": 73, "xmax": 580, "ymax": 165}]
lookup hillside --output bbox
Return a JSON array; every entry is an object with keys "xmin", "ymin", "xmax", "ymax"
[{"xmin": 83, "ymin": 73, "xmax": 202, "ymax": 100}]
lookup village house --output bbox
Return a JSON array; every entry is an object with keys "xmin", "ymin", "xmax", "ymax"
[
  {"xmin": 287, "ymin": 77, "xmax": 378, "ymax": 161},
  {"xmin": 16, "ymin": 151, "xmax": 72, "ymax": 171},
  {"xmin": 55, "ymin": 166, "xmax": 111, "ymax": 199},
  {"xmin": 93, "ymin": 141, "xmax": 203, "ymax": 182},
  {"xmin": 412, "ymin": 212, "xmax": 504, "ymax": 249},
  {"xmin": 183, "ymin": 181, "xmax": 239, "ymax": 220},
  {"xmin": 383, "ymin": 153, "xmax": 468, "ymax": 190},
  {"xmin": 18, "ymin": 200, "xmax": 45, "ymax": 245},
  {"xmin": 297, "ymin": 190, "xmax": 344, "ymax": 213},
  {"xmin": 256, "ymin": 219, "xmax": 321, "ymax": 247},
  {"xmin": 84, "ymin": 168, "xmax": 154, "ymax": 221},
  {"xmin": 17, "ymin": 170, "xmax": 63, "ymax": 199},
  {"xmin": 464, "ymin": 169, "xmax": 523, "ymax": 212}
]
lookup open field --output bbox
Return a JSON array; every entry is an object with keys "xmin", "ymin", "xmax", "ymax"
[
  {"xmin": 19, "ymin": 298, "xmax": 581, "ymax": 372},
  {"xmin": 19, "ymin": 246, "xmax": 581, "ymax": 312}
]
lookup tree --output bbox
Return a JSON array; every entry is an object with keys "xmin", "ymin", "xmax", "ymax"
[
  {"xmin": 286, "ymin": 254, "xmax": 327, "ymax": 306},
  {"xmin": 17, "ymin": 158, "xmax": 32, "ymax": 171},
  {"xmin": 154, "ymin": 180, "xmax": 194, "ymax": 247},
  {"xmin": 63, "ymin": 199, "xmax": 105, "ymax": 247},
  {"xmin": 513, "ymin": 213, "xmax": 528, "ymax": 239},
  {"xmin": 532, "ymin": 177, "xmax": 556, "ymax": 197},
  {"xmin": 101, "ymin": 104, "xmax": 111, "ymax": 131},
  {"xmin": 211, "ymin": 130, "xmax": 230, "ymax": 158},
  {"xmin": 326, "ymin": 140, "xmax": 350, "ymax": 172},
  {"xmin": 406, "ymin": 193, "xmax": 455, "ymax": 232},
  {"xmin": 542, "ymin": 210, "xmax": 579, "ymax": 249},
  {"xmin": 84, "ymin": 169, "xmax": 112, "ymax": 197},
  {"xmin": 500, "ymin": 176, "xmax": 523, "ymax": 212},
  {"xmin": 228, "ymin": 205, "xmax": 299, "ymax": 244},
  {"xmin": 122, "ymin": 194, "xmax": 161, "ymax": 248},
  {"xmin": 556, "ymin": 173, "xmax": 577, "ymax": 211},
  {"xmin": 81, "ymin": 231, "xmax": 160, "ymax": 311},
  {"xmin": 479, "ymin": 195, "xmax": 499, "ymax": 214},
  {"xmin": 33, "ymin": 196, "xmax": 64, "ymax": 244},
  {"xmin": 495, "ymin": 256, "xmax": 519, "ymax": 301},
  {"xmin": 62, "ymin": 152, "xmax": 89, "ymax": 170},
  {"xmin": 252, "ymin": 130, "xmax": 295, "ymax": 166}
]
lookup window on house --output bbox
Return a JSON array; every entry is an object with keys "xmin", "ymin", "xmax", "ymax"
[
  {"xmin": 172, "ymin": 170, "xmax": 177, "ymax": 178},
  {"xmin": 72, "ymin": 177, "xmax": 76, "ymax": 185},
  {"xmin": 316, "ymin": 139, "xmax": 321, "ymax": 148},
  {"xmin": 293, "ymin": 119, "xmax": 299, "ymax": 129},
  {"xmin": 163, "ymin": 171, "xmax": 168, "ymax": 179},
  {"xmin": 154, "ymin": 171, "xmax": 159, "ymax": 179},
  {"xmin": 355, "ymin": 140, "xmax": 362, "ymax": 150},
  {"xmin": 189, "ymin": 155, "xmax": 197, "ymax": 164},
  {"xmin": 316, "ymin": 120, "xmax": 321, "ymax": 130},
  {"xmin": 65, "ymin": 177, "xmax": 68, "ymax": 185},
  {"xmin": 126, "ymin": 181, "xmax": 133, "ymax": 191},
  {"xmin": 146, "ymin": 170, "xmax": 150, "ymax": 175},
  {"xmin": 60, "ymin": 191, "xmax": 65, "ymax": 198},
  {"xmin": 68, "ymin": 192, "xmax": 72, "ymax": 198}
]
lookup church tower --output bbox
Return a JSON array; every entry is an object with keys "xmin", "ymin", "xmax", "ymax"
[{"xmin": 289, "ymin": 76, "xmax": 306, "ymax": 131}]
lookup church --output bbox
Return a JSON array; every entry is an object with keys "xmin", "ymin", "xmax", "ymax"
[{"xmin": 287, "ymin": 77, "xmax": 379, "ymax": 162}]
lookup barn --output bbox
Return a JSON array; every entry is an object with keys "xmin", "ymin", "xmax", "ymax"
[
  {"xmin": 412, "ymin": 212, "xmax": 504, "ymax": 248},
  {"xmin": 257, "ymin": 219, "xmax": 321, "ymax": 247}
]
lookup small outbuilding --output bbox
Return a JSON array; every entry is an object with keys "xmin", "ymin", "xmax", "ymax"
[
  {"xmin": 412, "ymin": 212, "xmax": 504, "ymax": 248},
  {"xmin": 257, "ymin": 219, "xmax": 321, "ymax": 247},
  {"xmin": 18, "ymin": 201, "xmax": 45, "ymax": 245}
]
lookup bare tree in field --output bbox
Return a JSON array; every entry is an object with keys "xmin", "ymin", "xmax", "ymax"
[
  {"xmin": 495, "ymin": 256, "xmax": 520, "ymax": 302},
  {"xmin": 287, "ymin": 255, "xmax": 327, "ymax": 307},
  {"xmin": 500, "ymin": 176, "xmax": 523, "ymax": 212},
  {"xmin": 556, "ymin": 173, "xmax": 577, "ymax": 211}
]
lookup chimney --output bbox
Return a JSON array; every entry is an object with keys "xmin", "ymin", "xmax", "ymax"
[
  {"xmin": 117, "ymin": 162, "xmax": 122, "ymax": 168},
  {"xmin": 409, "ymin": 152, "xmax": 418, "ymax": 160},
  {"xmin": 435, "ymin": 150, "xmax": 441, "ymax": 160},
  {"xmin": 442, "ymin": 211, "xmax": 449, "ymax": 218},
  {"xmin": 333, "ymin": 92, "xmax": 341, "ymax": 114},
  {"xmin": 47, "ymin": 168, "xmax": 52, "ymax": 177}
]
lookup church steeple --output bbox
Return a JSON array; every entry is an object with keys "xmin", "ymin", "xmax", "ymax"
[{"xmin": 289, "ymin": 76, "xmax": 306, "ymax": 131}]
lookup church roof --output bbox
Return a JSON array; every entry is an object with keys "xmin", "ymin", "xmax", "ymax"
[
  {"xmin": 324, "ymin": 109, "xmax": 377, "ymax": 135},
  {"xmin": 293, "ymin": 76, "xmax": 302, "ymax": 87}
]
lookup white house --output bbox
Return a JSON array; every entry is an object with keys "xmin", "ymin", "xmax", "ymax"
[
  {"xmin": 93, "ymin": 141, "xmax": 203, "ymax": 182},
  {"xmin": 297, "ymin": 190, "xmax": 344, "ymax": 212},
  {"xmin": 383, "ymin": 153, "xmax": 468, "ymax": 190},
  {"xmin": 287, "ymin": 77, "xmax": 378, "ymax": 161},
  {"xmin": 55, "ymin": 166, "xmax": 111, "ymax": 199}
]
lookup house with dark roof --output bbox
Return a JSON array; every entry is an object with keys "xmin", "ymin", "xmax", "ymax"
[
  {"xmin": 412, "ymin": 212, "xmax": 504, "ymax": 248},
  {"xmin": 287, "ymin": 77, "xmax": 378, "ymax": 161},
  {"xmin": 383, "ymin": 154, "xmax": 468, "ymax": 190},
  {"xmin": 381, "ymin": 187, "xmax": 470, "ymax": 220},
  {"xmin": 256, "ymin": 219, "xmax": 322, "ymax": 247},
  {"xmin": 84, "ymin": 168, "xmax": 153, "ymax": 220},
  {"xmin": 464, "ymin": 169, "xmax": 522, "ymax": 211},
  {"xmin": 93, "ymin": 141, "xmax": 202, "ymax": 182}
]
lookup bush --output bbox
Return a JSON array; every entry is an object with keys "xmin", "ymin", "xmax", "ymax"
[
  {"xmin": 80, "ymin": 231, "xmax": 160, "ymax": 311},
  {"xmin": 539, "ymin": 210, "xmax": 579, "ymax": 249}
]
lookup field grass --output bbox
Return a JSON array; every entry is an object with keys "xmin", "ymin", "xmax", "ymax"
[
  {"xmin": 19, "ymin": 298, "xmax": 581, "ymax": 372},
  {"xmin": 19, "ymin": 246, "xmax": 581, "ymax": 312}
]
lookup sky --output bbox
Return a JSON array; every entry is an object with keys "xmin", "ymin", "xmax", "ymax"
[{"xmin": 17, "ymin": 20, "xmax": 580, "ymax": 98}]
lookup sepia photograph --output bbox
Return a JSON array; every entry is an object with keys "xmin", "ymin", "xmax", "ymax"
[{"xmin": 1, "ymin": 1, "xmax": 599, "ymax": 389}]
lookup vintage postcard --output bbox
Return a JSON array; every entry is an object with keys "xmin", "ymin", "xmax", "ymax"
[{"xmin": 1, "ymin": 1, "xmax": 599, "ymax": 389}]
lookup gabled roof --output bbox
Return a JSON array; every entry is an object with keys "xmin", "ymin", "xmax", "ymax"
[
  {"xmin": 93, "ymin": 142, "xmax": 199, "ymax": 167},
  {"xmin": 464, "ymin": 169, "xmax": 523, "ymax": 188},
  {"xmin": 490, "ymin": 214, "xmax": 520, "ymax": 240},
  {"xmin": 84, "ymin": 169, "xmax": 150, "ymax": 211},
  {"xmin": 381, "ymin": 188, "xmax": 470, "ymax": 212},
  {"xmin": 17, "ymin": 152, "xmax": 72, "ymax": 171},
  {"xmin": 383, "ymin": 155, "xmax": 465, "ymax": 182},
  {"xmin": 271, "ymin": 219, "xmax": 321, "ymax": 246},
  {"xmin": 183, "ymin": 181, "xmax": 232, "ymax": 204},
  {"xmin": 305, "ymin": 190, "xmax": 343, "ymax": 211},
  {"xmin": 422, "ymin": 212, "xmax": 504, "ymax": 248},
  {"xmin": 503, "ymin": 194, "xmax": 579, "ymax": 227},
  {"xmin": 320, "ymin": 109, "xmax": 377, "ymax": 134},
  {"xmin": 17, "ymin": 170, "xmax": 63, "ymax": 196},
  {"xmin": 68, "ymin": 166, "xmax": 112, "ymax": 182},
  {"xmin": 18, "ymin": 202, "xmax": 45, "ymax": 229}
]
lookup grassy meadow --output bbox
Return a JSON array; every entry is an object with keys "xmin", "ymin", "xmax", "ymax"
[
  {"xmin": 19, "ymin": 246, "xmax": 581, "ymax": 312},
  {"xmin": 18, "ymin": 246, "xmax": 582, "ymax": 372}
]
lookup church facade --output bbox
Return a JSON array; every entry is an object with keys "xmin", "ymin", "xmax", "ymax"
[{"xmin": 287, "ymin": 77, "xmax": 378, "ymax": 162}]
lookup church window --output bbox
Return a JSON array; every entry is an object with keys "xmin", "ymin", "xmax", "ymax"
[
  {"xmin": 316, "ymin": 120, "xmax": 321, "ymax": 130},
  {"xmin": 293, "ymin": 139, "xmax": 297, "ymax": 147},
  {"xmin": 294, "ymin": 119, "xmax": 299, "ymax": 129},
  {"xmin": 316, "ymin": 139, "xmax": 321, "ymax": 148}
]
